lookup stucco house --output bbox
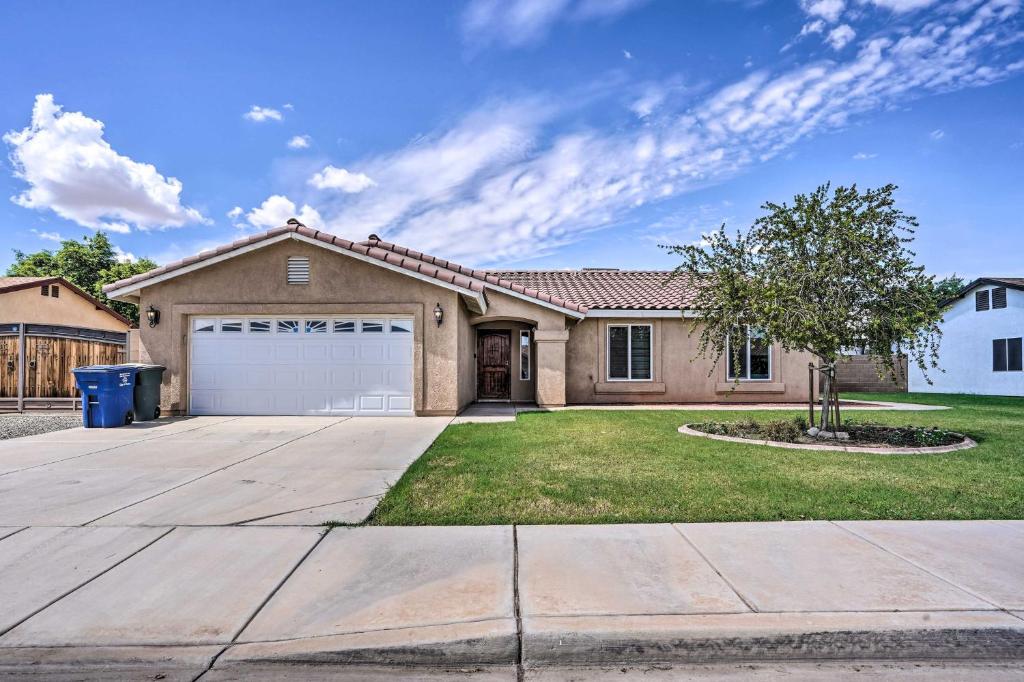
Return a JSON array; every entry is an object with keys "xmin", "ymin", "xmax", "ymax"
[
  {"xmin": 909, "ymin": 277, "xmax": 1024, "ymax": 397},
  {"xmin": 1, "ymin": 276, "xmax": 131, "ymax": 411},
  {"xmin": 103, "ymin": 221, "xmax": 815, "ymax": 416}
]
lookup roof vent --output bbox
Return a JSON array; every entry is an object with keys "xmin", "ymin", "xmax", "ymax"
[
  {"xmin": 287, "ymin": 256, "xmax": 310, "ymax": 284},
  {"xmin": 286, "ymin": 218, "xmax": 305, "ymax": 227}
]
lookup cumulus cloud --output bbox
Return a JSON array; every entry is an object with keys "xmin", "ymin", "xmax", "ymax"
[
  {"xmin": 243, "ymin": 105, "xmax": 283, "ymax": 122},
  {"xmin": 308, "ymin": 165, "xmax": 376, "ymax": 193},
  {"xmin": 287, "ymin": 134, "xmax": 311, "ymax": 149},
  {"xmin": 113, "ymin": 245, "xmax": 136, "ymax": 263},
  {"xmin": 801, "ymin": 0, "xmax": 846, "ymax": 22},
  {"xmin": 865, "ymin": 0, "xmax": 937, "ymax": 12},
  {"xmin": 4, "ymin": 94, "xmax": 207, "ymax": 233},
  {"xmin": 462, "ymin": 0, "xmax": 648, "ymax": 48},
  {"xmin": 243, "ymin": 195, "xmax": 323, "ymax": 231},
  {"xmin": 827, "ymin": 24, "xmax": 857, "ymax": 49}
]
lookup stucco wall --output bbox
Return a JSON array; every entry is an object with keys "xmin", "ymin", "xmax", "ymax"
[
  {"xmin": 566, "ymin": 317, "xmax": 813, "ymax": 404},
  {"xmin": 136, "ymin": 238, "xmax": 463, "ymax": 415},
  {"xmin": 909, "ymin": 285, "xmax": 1024, "ymax": 396},
  {"xmin": 1, "ymin": 286, "xmax": 129, "ymax": 332}
]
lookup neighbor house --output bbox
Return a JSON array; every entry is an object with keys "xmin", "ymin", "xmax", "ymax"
[
  {"xmin": 1, "ymin": 276, "xmax": 131, "ymax": 412},
  {"xmin": 909, "ymin": 277, "xmax": 1024, "ymax": 397},
  {"xmin": 103, "ymin": 222, "xmax": 815, "ymax": 416}
]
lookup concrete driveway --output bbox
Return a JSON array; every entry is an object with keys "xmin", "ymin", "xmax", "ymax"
[{"xmin": 0, "ymin": 416, "xmax": 449, "ymax": 526}]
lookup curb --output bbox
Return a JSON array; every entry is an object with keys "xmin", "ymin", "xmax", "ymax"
[{"xmin": 678, "ymin": 424, "xmax": 978, "ymax": 455}]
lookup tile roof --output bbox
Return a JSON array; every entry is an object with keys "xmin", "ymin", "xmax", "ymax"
[
  {"xmin": 103, "ymin": 223, "xmax": 589, "ymax": 316},
  {"xmin": 0, "ymin": 276, "xmax": 49, "ymax": 289},
  {"xmin": 0, "ymin": 276, "xmax": 131, "ymax": 326},
  {"xmin": 487, "ymin": 269, "xmax": 700, "ymax": 310}
]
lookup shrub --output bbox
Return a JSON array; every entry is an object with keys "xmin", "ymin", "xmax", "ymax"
[{"xmin": 760, "ymin": 418, "xmax": 803, "ymax": 443}]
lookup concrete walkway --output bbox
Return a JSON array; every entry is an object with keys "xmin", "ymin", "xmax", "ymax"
[{"xmin": 0, "ymin": 520, "xmax": 1020, "ymax": 679}]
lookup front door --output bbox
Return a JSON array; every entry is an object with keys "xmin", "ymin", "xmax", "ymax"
[{"xmin": 477, "ymin": 330, "xmax": 511, "ymax": 400}]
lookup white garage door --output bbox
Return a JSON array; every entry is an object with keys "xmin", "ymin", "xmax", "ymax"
[{"xmin": 189, "ymin": 316, "xmax": 414, "ymax": 416}]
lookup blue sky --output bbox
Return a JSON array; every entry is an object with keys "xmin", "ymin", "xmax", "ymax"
[{"xmin": 1, "ymin": 0, "xmax": 1021, "ymax": 278}]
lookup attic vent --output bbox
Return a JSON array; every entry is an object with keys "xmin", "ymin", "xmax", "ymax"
[
  {"xmin": 976, "ymin": 289, "xmax": 990, "ymax": 311},
  {"xmin": 992, "ymin": 287, "xmax": 1007, "ymax": 309},
  {"xmin": 287, "ymin": 256, "xmax": 310, "ymax": 284}
]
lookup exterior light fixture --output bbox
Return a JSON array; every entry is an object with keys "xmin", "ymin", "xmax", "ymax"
[
  {"xmin": 433, "ymin": 302, "xmax": 443, "ymax": 327},
  {"xmin": 146, "ymin": 305, "xmax": 161, "ymax": 328}
]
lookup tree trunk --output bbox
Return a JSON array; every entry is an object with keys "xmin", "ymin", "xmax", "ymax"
[{"xmin": 818, "ymin": 359, "xmax": 834, "ymax": 432}]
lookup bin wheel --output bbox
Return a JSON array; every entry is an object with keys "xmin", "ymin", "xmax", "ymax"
[
  {"xmin": 154, "ymin": 406, "xmax": 161, "ymax": 419},
  {"xmin": 125, "ymin": 411, "xmax": 134, "ymax": 426}
]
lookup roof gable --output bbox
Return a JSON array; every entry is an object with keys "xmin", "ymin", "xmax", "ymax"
[{"xmin": 0, "ymin": 276, "xmax": 132, "ymax": 326}]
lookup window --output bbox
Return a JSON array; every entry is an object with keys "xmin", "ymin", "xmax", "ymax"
[
  {"xmin": 993, "ymin": 337, "xmax": 1023, "ymax": 372},
  {"xmin": 361, "ymin": 320, "xmax": 384, "ymax": 333},
  {"xmin": 334, "ymin": 320, "xmax": 355, "ymax": 333},
  {"xmin": 220, "ymin": 319, "xmax": 243, "ymax": 333},
  {"xmin": 40, "ymin": 285, "xmax": 49, "ymax": 297},
  {"xmin": 389, "ymin": 320, "xmax": 412, "ymax": 333},
  {"xmin": 248, "ymin": 320, "xmax": 271, "ymax": 333},
  {"xmin": 193, "ymin": 318, "xmax": 216, "ymax": 333},
  {"xmin": 992, "ymin": 287, "xmax": 1007, "ymax": 309},
  {"xmin": 286, "ymin": 256, "xmax": 310, "ymax": 284},
  {"xmin": 976, "ymin": 290, "xmax": 990, "ymax": 311},
  {"xmin": 305, "ymin": 319, "xmax": 327, "ymax": 334},
  {"xmin": 607, "ymin": 324, "xmax": 652, "ymax": 381},
  {"xmin": 520, "ymin": 330, "xmax": 531, "ymax": 381},
  {"xmin": 277, "ymin": 319, "xmax": 300, "ymax": 334},
  {"xmin": 727, "ymin": 326, "xmax": 771, "ymax": 380},
  {"xmin": 51, "ymin": 285, "xmax": 59, "ymax": 298}
]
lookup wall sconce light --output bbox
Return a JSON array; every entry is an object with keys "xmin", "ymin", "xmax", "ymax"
[
  {"xmin": 146, "ymin": 305, "xmax": 161, "ymax": 328},
  {"xmin": 433, "ymin": 302, "xmax": 444, "ymax": 327}
]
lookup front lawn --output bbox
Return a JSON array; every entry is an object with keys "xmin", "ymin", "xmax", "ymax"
[{"xmin": 371, "ymin": 393, "xmax": 1024, "ymax": 525}]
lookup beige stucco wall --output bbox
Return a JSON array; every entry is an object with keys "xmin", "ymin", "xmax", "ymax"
[
  {"xmin": 566, "ymin": 317, "xmax": 814, "ymax": 404},
  {"xmin": 135, "ymin": 238, "xmax": 463, "ymax": 416},
  {"xmin": 1, "ymin": 286, "xmax": 129, "ymax": 332}
]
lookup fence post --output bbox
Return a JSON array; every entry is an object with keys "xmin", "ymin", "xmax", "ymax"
[
  {"xmin": 807, "ymin": 363, "xmax": 814, "ymax": 427},
  {"xmin": 16, "ymin": 323, "xmax": 25, "ymax": 413}
]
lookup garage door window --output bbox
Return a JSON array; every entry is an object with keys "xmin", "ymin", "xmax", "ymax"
[
  {"xmin": 193, "ymin": 318, "xmax": 216, "ymax": 333},
  {"xmin": 221, "ymin": 320, "xmax": 243, "ymax": 333},
  {"xmin": 248, "ymin": 320, "xmax": 271, "ymax": 333},
  {"xmin": 334, "ymin": 320, "xmax": 355, "ymax": 333},
  {"xmin": 389, "ymin": 320, "xmax": 412, "ymax": 333},
  {"xmin": 305, "ymin": 319, "xmax": 328, "ymax": 334},
  {"xmin": 277, "ymin": 320, "xmax": 300, "ymax": 334},
  {"xmin": 361, "ymin": 321, "xmax": 384, "ymax": 333}
]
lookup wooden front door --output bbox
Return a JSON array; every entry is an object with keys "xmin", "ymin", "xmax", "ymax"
[{"xmin": 477, "ymin": 331, "xmax": 511, "ymax": 400}]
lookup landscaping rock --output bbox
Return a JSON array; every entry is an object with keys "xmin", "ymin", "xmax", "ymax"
[{"xmin": 807, "ymin": 427, "xmax": 820, "ymax": 437}]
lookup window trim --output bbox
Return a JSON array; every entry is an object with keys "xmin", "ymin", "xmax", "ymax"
[
  {"xmin": 606, "ymin": 323, "xmax": 654, "ymax": 382},
  {"xmin": 519, "ymin": 330, "xmax": 531, "ymax": 381},
  {"xmin": 726, "ymin": 326, "xmax": 773, "ymax": 381}
]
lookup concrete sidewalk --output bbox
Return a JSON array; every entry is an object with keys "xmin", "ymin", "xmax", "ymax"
[{"xmin": 0, "ymin": 521, "xmax": 1021, "ymax": 679}]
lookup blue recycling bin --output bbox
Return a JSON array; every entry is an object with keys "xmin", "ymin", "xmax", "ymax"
[{"xmin": 72, "ymin": 365, "xmax": 138, "ymax": 428}]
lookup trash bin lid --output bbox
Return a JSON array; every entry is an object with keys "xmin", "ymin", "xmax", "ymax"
[{"xmin": 118, "ymin": 363, "xmax": 166, "ymax": 370}]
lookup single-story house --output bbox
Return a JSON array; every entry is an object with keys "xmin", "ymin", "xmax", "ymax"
[
  {"xmin": 909, "ymin": 277, "xmax": 1024, "ymax": 397},
  {"xmin": 103, "ymin": 221, "xmax": 815, "ymax": 416},
  {"xmin": 1, "ymin": 276, "xmax": 131, "ymax": 412}
]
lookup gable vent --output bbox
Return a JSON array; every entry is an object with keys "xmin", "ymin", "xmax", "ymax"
[
  {"xmin": 287, "ymin": 256, "xmax": 310, "ymax": 284},
  {"xmin": 992, "ymin": 287, "xmax": 1007, "ymax": 309},
  {"xmin": 976, "ymin": 289, "xmax": 990, "ymax": 311}
]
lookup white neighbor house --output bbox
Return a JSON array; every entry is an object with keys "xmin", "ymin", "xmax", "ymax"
[{"xmin": 910, "ymin": 278, "xmax": 1024, "ymax": 396}]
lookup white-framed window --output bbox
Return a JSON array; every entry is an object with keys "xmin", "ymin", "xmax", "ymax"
[
  {"xmin": 193, "ymin": 318, "xmax": 216, "ymax": 333},
  {"xmin": 220, "ymin": 319, "xmax": 243, "ymax": 333},
  {"xmin": 305, "ymin": 319, "xmax": 328, "ymax": 334},
  {"xmin": 520, "ymin": 330, "xmax": 531, "ymax": 381},
  {"xmin": 277, "ymin": 319, "xmax": 300, "ymax": 334},
  {"xmin": 607, "ymin": 324, "xmax": 652, "ymax": 381},
  {"xmin": 334, "ymin": 320, "xmax": 355, "ymax": 333},
  {"xmin": 389, "ymin": 320, "xmax": 412, "ymax": 333},
  {"xmin": 361, "ymin": 320, "xmax": 384, "ymax": 333},
  {"xmin": 248, "ymin": 319, "xmax": 271, "ymax": 333},
  {"xmin": 727, "ymin": 326, "xmax": 771, "ymax": 381}
]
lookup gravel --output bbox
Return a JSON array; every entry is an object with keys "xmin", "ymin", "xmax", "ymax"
[{"xmin": 0, "ymin": 413, "xmax": 82, "ymax": 440}]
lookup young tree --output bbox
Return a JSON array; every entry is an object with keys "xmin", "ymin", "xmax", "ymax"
[
  {"xmin": 7, "ymin": 233, "xmax": 156, "ymax": 324},
  {"xmin": 664, "ymin": 183, "xmax": 944, "ymax": 433}
]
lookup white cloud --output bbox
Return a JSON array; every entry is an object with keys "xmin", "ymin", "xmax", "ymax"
[
  {"xmin": 308, "ymin": 165, "xmax": 376, "ymax": 193},
  {"xmin": 243, "ymin": 105, "xmax": 283, "ymax": 122},
  {"xmin": 801, "ymin": 0, "xmax": 846, "ymax": 22},
  {"xmin": 630, "ymin": 85, "xmax": 666, "ymax": 118},
  {"xmin": 852, "ymin": 151, "xmax": 878, "ymax": 159},
  {"xmin": 827, "ymin": 24, "xmax": 857, "ymax": 49},
  {"xmin": 304, "ymin": 0, "xmax": 1021, "ymax": 264},
  {"xmin": 287, "ymin": 134, "xmax": 311, "ymax": 149},
  {"xmin": 623, "ymin": 49, "xmax": 634, "ymax": 59},
  {"xmin": 30, "ymin": 229, "xmax": 62, "ymax": 243},
  {"xmin": 864, "ymin": 0, "xmax": 937, "ymax": 12},
  {"xmin": 4, "ymin": 94, "xmax": 206, "ymax": 233},
  {"xmin": 226, "ymin": 206, "xmax": 244, "ymax": 219},
  {"xmin": 283, "ymin": 103, "xmax": 295, "ymax": 111},
  {"xmin": 800, "ymin": 19, "xmax": 827, "ymax": 35},
  {"xmin": 930, "ymin": 128, "xmax": 946, "ymax": 139},
  {"xmin": 462, "ymin": 0, "xmax": 647, "ymax": 48},
  {"xmin": 113, "ymin": 245, "xmax": 136, "ymax": 263},
  {"xmin": 243, "ymin": 195, "xmax": 323, "ymax": 231}
]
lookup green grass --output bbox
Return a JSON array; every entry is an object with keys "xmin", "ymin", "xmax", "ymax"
[{"xmin": 371, "ymin": 393, "xmax": 1024, "ymax": 525}]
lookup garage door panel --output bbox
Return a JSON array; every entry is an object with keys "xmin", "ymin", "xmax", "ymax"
[{"xmin": 190, "ymin": 317, "xmax": 414, "ymax": 416}]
